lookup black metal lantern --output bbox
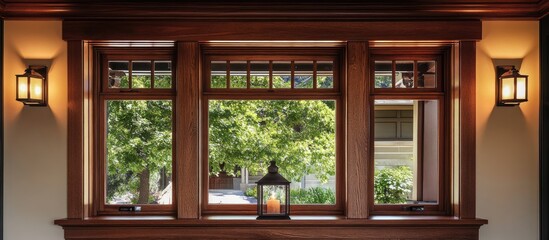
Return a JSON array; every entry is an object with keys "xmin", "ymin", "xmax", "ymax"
[
  {"xmin": 256, "ymin": 161, "xmax": 291, "ymax": 220},
  {"xmin": 16, "ymin": 65, "xmax": 48, "ymax": 106},
  {"xmin": 496, "ymin": 65, "xmax": 528, "ymax": 106}
]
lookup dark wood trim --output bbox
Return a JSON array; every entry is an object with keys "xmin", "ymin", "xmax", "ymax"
[
  {"xmin": 0, "ymin": 18, "xmax": 4, "ymax": 240},
  {"xmin": 540, "ymin": 0, "xmax": 549, "ymax": 18},
  {"xmin": 346, "ymin": 41, "xmax": 370, "ymax": 218},
  {"xmin": 458, "ymin": 41, "xmax": 476, "ymax": 219},
  {"xmin": 177, "ymin": 42, "xmax": 200, "ymax": 219},
  {"xmin": 0, "ymin": 1, "xmax": 545, "ymax": 19},
  {"xmin": 55, "ymin": 216, "xmax": 487, "ymax": 240},
  {"xmin": 67, "ymin": 40, "xmax": 85, "ymax": 219},
  {"xmin": 540, "ymin": 13, "xmax": 549, "ymax": 240},
  {"xmin": 62, "ymin": 20, "xmax": 482, "ymax": 41}
]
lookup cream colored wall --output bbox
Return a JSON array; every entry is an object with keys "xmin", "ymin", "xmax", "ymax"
[
  {"xmin": 1, "ymin": 20, "xmax": 541, "ymax": 240},
  {"xmin": 477, "ymin": 21, "xmax": 539, "ymax": 240},
  {"xmin": 3, "ymin": 21, "xmax": 67, "ymax": 240}
]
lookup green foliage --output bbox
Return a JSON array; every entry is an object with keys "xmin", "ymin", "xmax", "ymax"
[
  {"xmin": 244, "ymin": 186, "xmax": 335, "ymax": 205},
  {"xmin": 244, "ymin": 187, "xmax": 257, "ymax": 198},
  {"xmin": 290, "ymin": 187, "xmax": 335, "ymax": 204},
  {"xmin": 375, "ymin": 75, "xmax": 392, "ymax": 88},
  {"xmin": 211, "ymin": 75, "xmax": 227, "ymax": 88},
  {"xmin": 208, "ymin": 100, "xmax": 336, "ymax": 183},
  {"xmin": 106, "ymin": 98, "xmax": 173, "ymax": 204},
  {"xmin": 374, "ymin": 166, "xmax": 413, "ymax": 204},
  {"xmin": 154, "ymin": 75, "xmax": 172, "ymax": 88}
]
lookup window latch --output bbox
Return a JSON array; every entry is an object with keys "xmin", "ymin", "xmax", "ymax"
[{"xmin": 119, "ymin": 206, "xmax": 142, "ymax": 212}]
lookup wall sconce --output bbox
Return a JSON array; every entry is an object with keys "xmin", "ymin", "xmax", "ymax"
[
  {"xmin": 16, "ymin": 65, "xmax": 48, "ymax": 106},
  {"xmin": 496, "ymin": 65, "xmax": 528, "ymax": 106}
]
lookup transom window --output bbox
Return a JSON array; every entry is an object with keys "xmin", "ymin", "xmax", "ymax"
[{"xmin": 204, "ymin": 50, "xmax": 339, "ymax": 92}]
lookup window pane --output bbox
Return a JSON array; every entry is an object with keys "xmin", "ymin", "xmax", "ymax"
[
  {"xmin": 211, "ymin": 61, "xmax": 228, "ymax": 88},
  {"xmin": 417, "ymin": 61, "xmax": 436, "ymax": 88},
  {"xmin": 395, "ymin": 61, "xmax": 414, "ymax": 88},
  {"xmin": 374, "ymin": 61, "xmax": 393, "ymax": 88},
  {"xmin": 154, "ymin": 61, "xmax": 172, "ymax": 88},
  {"xmin": 294, "ymin": 61, "xmax": 314, "ymax": 88},
  {"xmin": 106, "ymin": 100, "xmax": 173, "ymax": 205},
  {"xmin": 208, "ymin": 100, "xmax": 336, "ymax": 205},
  {"xmin": 230, "ymin": 61, "xmax": 247, "ymax": 88},
  {"xmin": 250, "ymin": 61, "xmax": 269, "ymax": 88},
  {"xmin": 317, "ymin": 61, "xmax": 334, "ymax": 88},
  {"xmin": 108, "ymin": 61, "xmax": 129, "ymax": 88},
  {"xmin": 374, "ymin": 99, "xmax": 439, "ymax": 205},
  {"xmin": 272, "ymin": 61, "xmax": 291, "ymax": 88},
  {"xmin": 132, "ymin": 61, "xmax": 152, "ymax": 88}
]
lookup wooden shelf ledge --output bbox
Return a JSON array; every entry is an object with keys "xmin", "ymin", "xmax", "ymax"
[{"xmin": 55, "ymin": 216, "xmax": 487, "ymax": 240}]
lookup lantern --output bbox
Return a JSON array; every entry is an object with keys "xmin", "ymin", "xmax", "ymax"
[
  {"xmin": 256, "ymin": 161, "xmax": 291, "ymax": 220},
  {"xmin": 496, "ymin": 65, "xmax": 528, "ymax": 106},
  {"xmin": 16, "ymin": 65, "xmax": 48, "ymax": 106}
]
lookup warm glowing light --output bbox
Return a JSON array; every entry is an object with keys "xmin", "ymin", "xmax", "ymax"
[
  {"xmin": 33, "ymin": 85, "xmax": 42, "ymax": 96},
  {"xmin": 501, "ymin": 78, "xmax": 514, "ymax": 100},
  {"xmin": 18, "ymin": 81, "xmax": 28, "ymax": 99},
  {"xmin": 516, "ymin": 77, "xmax": 526, "ymax": 100},
  {"xmin": 29, "ymin": 77, "xmax": 43, "ymax": 99},
  {"xmin": 266, "ymin": 191, "xmax": 280, "ymax": 214}
]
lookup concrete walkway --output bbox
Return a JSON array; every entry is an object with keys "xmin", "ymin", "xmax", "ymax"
[{"xmin": 209, "ymin": 189, "xmax": 257, "ymax": 204}]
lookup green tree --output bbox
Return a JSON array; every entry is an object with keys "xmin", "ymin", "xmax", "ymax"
[
  {"xmin": 208, "ymin": 100, "xmax": 336, "ymax": 183},
  {"xmin": 106, "ymin": 99, "xmax": 172, "ymax": 204}
]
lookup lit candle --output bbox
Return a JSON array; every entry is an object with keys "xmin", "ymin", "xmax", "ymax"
[{"xmin": 266, "ymin": 192, "xmax": 280, "ymax": 214}]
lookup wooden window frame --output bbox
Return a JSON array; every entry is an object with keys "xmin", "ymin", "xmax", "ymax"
[
  {"xmin": 368, "ymin": 46, "xmax": 452, "ymax": 215},
  {"xmin": 201, "ymin": 47, "xmax": 346, "ymax": 215},
  {"xmin": 93, "ymin": 47, "xmax": 178, "ymax": 216},
  {"xmin": 56, "ymin": 20, "xmax": 485, "ymax": 238}
]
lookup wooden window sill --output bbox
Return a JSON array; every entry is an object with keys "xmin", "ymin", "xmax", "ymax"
[{"xmin": 55, "ymin": 216, "xmax": 487, "ymax": 239}]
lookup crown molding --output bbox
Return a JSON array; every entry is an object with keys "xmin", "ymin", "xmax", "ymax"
[
  {"xmin": 0, "ymin": 1, "xmax": 544, "ymax": 20},
  {"xmin": 539, "ymin": 0, "xmax": 549, "ymax": 18}
]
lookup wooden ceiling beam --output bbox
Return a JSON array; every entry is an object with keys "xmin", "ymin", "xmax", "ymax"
[{"xmin": 0, "ymin": 1, "xmax": 545, "ymax": 19}]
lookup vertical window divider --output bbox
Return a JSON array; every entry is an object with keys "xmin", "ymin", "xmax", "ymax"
[
  {"xmin": 129, "ymin": 60, "xmax": 133, "ymax": 89},
  {"xmin": 247, "ymin": 60, "xmax": 251, "ymax": 89},
  {"xmin": 291, "ymin": 61, "xmax": 295, "ymax": 89},
  {"xmin": 151, "ymin": 60, "xmax": 156, "ymax": 89},
  {"xmin": 226, "ymin": 60, "xmax": 230, "ymax": 89},
  {"xmin": 313, "ymin": 60, "xmax": 317, "ymax": 90},
  {"xmin": 391, "ymin": 60, "xmax": 396, "ymax": 89},
  {"xmin": 414, "ymin": 60, "xmax": 418, "ymax": 88},
  {"xmin": 269, "ymin": 60, "xmax": 273, "ymax": 90}
]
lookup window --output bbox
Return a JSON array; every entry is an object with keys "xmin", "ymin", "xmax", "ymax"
[
  {"xmin": 202, "ymin": 47, "xmax": 344, "ymax": 214},
  {"xmin": 94, "ymin": 47, "xmax": 176, "ymax": 215},
  {"xmin": 369, "ymin": 47, "xmax": 449, "ymax": 215}
]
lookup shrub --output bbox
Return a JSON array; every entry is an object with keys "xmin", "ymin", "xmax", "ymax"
[
  {"xmin": 244, "ymin": 187, "xmax": 257, "ymax": 197},
  {"xmin": 290, "ymin": 187, "xmax": 335, "ymax": 204},
  {"xmin": 374, "ymin": 166, "xmax": 413, "ymax": 204},
  {"xmin": 244, "ymin": 186, "xmax": 335, "ymax": 204}
]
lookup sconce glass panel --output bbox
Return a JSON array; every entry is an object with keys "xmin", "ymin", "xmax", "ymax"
[
  {"xmin": 516, "ymin": 77, "xmax": 527, "ymax": 100},
  {"xmin": 501, "ymin": 78, "xmax": 515, "ymax": 100},
  {"xmin": 29, "ymin": 77, "xmax": 43, "ymax": 100}
]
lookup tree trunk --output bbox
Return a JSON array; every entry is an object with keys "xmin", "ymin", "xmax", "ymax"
[{"xmin": 138, "ymin": 168, "xmax": 150, "ymax": 204}]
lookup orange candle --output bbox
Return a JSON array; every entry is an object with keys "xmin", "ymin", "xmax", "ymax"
[{"xmin": 266, "ymin": 192, "xmax": 280, "ymax": 214}]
